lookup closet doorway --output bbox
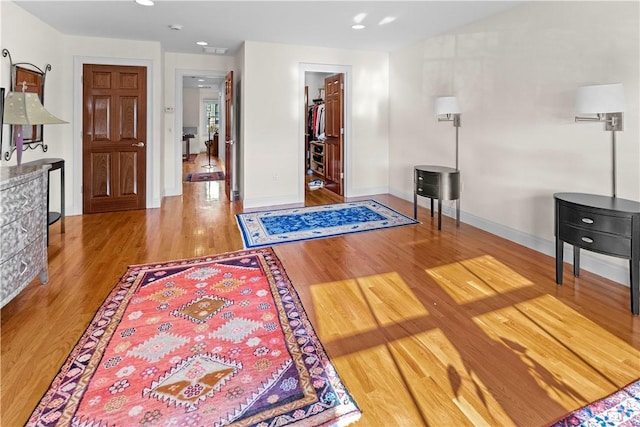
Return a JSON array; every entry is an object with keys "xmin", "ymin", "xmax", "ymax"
[{"xmin": 304, "ymin": 70, "xmax": 346, "ymax": 197}]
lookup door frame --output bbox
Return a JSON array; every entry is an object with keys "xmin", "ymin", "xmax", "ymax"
[
  {"xmin": 299, "ymin": 64, "xmax": 351, "ymax": 199},
  {"xmin": 73, "ymin": 56, "xmax": 155, "ymax": 214},
  {"xmin": 173, "ymin": 69, "xmax": 227, "ymax": 197}
]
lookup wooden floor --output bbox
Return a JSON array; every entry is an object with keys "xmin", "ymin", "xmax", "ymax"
[{"xmin": 2, "ymin": 153, "xmax": 639, "ymax": 426}]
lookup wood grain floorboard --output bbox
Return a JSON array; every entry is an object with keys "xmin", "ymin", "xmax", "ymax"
[{"xmin": 1, "ymin": 153, "xmax": 639, "ymax": 426}]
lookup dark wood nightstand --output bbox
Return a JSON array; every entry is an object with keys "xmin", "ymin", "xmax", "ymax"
[
  {"xmin": 554, "ymin": 192, "xmax": 640, "ymax": 315},
  {"xmin": 414, "ymin": 165, "xmax": 460, "ymax": 230}
]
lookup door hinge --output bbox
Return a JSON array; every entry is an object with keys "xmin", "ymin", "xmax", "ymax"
[
  {"xmin": 340, "ymin": 172, "xmax": 344, "ymax": 179},
  {"xmin": 341, "ymin": 83, "xmax": 343, "ymax": 90},
  {"xmin": 340, "ymin": 128, "xmax": 344, "ymax": 135}
]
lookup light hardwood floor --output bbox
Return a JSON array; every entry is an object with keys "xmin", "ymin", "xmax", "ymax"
[{"xmin": 2, "ymin": 153, "xmax": 639, "ymax": 426}]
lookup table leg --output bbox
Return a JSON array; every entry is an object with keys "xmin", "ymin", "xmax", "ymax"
[
  {"xmin": 413, "ymin": 191, "xmax": 417, "ymax": 219},
  {"xmin": 60, "ymin": 162, "xmax": 65, "ymax": 234},
  {"xmin": 631, "ymin": 251, "xmax": 639, "ymax": 315},
  {"xmin": 437, "ymin": 199, "xmax": 442, "ymax": 230},
  {"xmin": 430, "ymin": 198, "xmax": 434, "ymax": 218},
  {"xmin": 555, "ymin": 237, "xmax": 563, "ymax": 284},
  {"xmin": 456, "ymin": 199, "xmax": 460, "ymax": 227},
  {"xmin": 573, "ymin": 246, "xmax": 580, "ymax": 277}
]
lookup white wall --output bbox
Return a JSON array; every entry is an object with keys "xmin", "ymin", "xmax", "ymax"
[
  {"xmin": 182, "ymin": 88, "xmax": 199, "ymax": 128},
  {"xmin": 389, "ymin": 1, "xmax": 640, "ymax": 285},
  {"xmin": 1, "ymin": 1, "xmax": 72, "ymax": 213},
  {"xmin": 242, "ymin": 41, "xmax": 389, "ymax": 208}
]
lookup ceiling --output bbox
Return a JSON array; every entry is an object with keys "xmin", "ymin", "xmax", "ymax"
[
  {"xmin": 15, "ymin": 1, "xmax": 521, "ymax": 90},
  {"xmin": 15, "ymin": 1, "xmax": 522, "ymax": 56}
]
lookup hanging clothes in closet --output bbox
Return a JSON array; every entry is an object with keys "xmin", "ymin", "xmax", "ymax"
[{"xmin": 307, "ymin": 99, "xmax": 325, "ymax": 141}]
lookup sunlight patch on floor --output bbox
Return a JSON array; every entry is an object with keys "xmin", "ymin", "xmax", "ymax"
[
  {"xmin": 427, "ymin": 255, "xmax": 534, "ymax": 304},
  {"xmin": 310, "ymin": 278, "xmax": 380, "ymax": 340},
  {"xmin": 474, "ymin": 293, "xmax": 640, "ymax": 409},
  {"xmin": 356, "ymin": 272, "xmax": 429, "ymax": 326}
]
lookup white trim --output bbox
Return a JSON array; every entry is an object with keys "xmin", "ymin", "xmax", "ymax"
[
  {"xmin": 73, "ymin": 56, "xmax": 156, "ymax": 214},
  {"xmin": 170, "ymin": 69, "xmax": 227, "ymax": 197},
  {"xmin": 299, "ymin": 64, "xmax": 352, "ymax": 202},
  {"xmin": 391, "ymin": 188, "xmax": 630, "ymax": 287}
]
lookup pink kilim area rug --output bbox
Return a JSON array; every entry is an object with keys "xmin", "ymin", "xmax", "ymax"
[
  {"xmin": 27, "ymin": 248, "xmax": 361, "ymax": 427},
  {"xmin": 550, "ymin": 379, "xmax": 640, "ymax": 427}
]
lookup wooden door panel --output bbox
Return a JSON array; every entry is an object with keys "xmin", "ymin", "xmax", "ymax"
[
  {"xmin": 90, "ymin": 153, "xmax": 111, "ymax": 198},
  {"xmin": 83, "ymin": 64, "xmax": 146, "ymax": 213},
  {"xmin": 91, "ymin": 96, "xmax": 111, "ymax": 140},
  {"xmin": 119, "ymin": 97, "xmax": 138, "ymax": 140},
  {"xmin": 323, "ymin": 74, "xmax": 344, "ymax": 195},
  {"xmin": 119, "ymin": 152, "xmax": 138, "ymax": 195}
]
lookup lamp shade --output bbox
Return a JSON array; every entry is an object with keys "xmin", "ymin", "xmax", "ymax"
[
  {"xmin": 575, "ymin": 83, "xmax": 625, "ymax": 114},
  {"xmin": 3, "ymin": 91, "xmax": 67, "ymax": 125},
  {"xmin": 435, "ymin": 96, "xmax": 460, "ymax": 116}
]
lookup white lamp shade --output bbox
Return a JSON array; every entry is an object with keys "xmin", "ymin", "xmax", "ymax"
[
  {"xmin": 575, "ymin": 83, "xmax": 625, "ymax": 114},
  {"xmin": 435, "ymin": 96, "xmax": 460, "ymax": 116},
  {"xmin": 3, "ymin": 91, "xmax": 67, "ymax": 125}
]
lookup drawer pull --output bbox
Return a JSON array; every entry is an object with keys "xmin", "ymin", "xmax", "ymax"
[
  {"xmin": 418, "ymin": 176, "xmax": 423, "ymax": 180},
  {"xmin": 417, "ymin": 188, "xmax": 423, "ymax": 192},
  {"xmin": 19, "ymin": 260, "xmax": 28, "ymax": 276},
  {"xmin": 581, "ymin": 236, "xmax": 594, "ymax": 244},
  {"xmin": 581, "ymin": 218, "xmax": 594, "ymax": 224}
]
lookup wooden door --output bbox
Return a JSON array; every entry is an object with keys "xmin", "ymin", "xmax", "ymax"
[
  {"xmin": 82, "ymin": 64, "xmax": 146, "ymax": 213},
  {"xmin": 224, "ymin": 71, "xmax": 234, "ymax": 200},
  {"xmin": 324, "ymin": 74, "xmax": 344, "ymax": 195}
]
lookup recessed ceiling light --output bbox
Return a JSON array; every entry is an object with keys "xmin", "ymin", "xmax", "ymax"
[
  {"xmin": 134, "ymin": 0, "xmax": 154, "ymax": 6},
  {"xmin": 352, "ymin": 24, "xmax": 365, "ymax": 30},
  {"xmin": 196, "ymin": 41, "xmax": 208, "ymax": 46},
  {"xmin": 198, "ymin": 79, "xmax": 205, "ymax": 82},
  {"xmin": 378, "ymin": 17, "xmax": 396, "ymax": 25},
  {"xmin": 353, "ymin": 13, "xmax": 367, "ymax": 24}
]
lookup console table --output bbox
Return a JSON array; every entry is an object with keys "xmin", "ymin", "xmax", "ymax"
[
  {"xmin": 21, "ymin": 158, "xmax": 65, "ymax": 245},
  {"xmin": 413, "ymin": 165, "xmax": 460, "ymax": 230},
  {"xmin": 554, "ymin": 192, "xmax": 640, "ymax": 315}
]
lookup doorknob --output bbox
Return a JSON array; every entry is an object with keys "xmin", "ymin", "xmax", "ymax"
[{"xmin": 132, "ymin": 142, "xmax": 145, "ymax": 147}]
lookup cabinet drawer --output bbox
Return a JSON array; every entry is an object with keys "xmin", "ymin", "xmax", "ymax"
[
  {"xmin": 416, "ymin": 170, "xmax": 439, "ymax": 186},
  {"xmin": 0, "ymin": 239, "xmax": 46, "ymax": 305},
  {"xmin": 0, "ymin": 175, "xmax": 44, "ymax": 227},
  {"xmin": 559, "ymin": 224, "xmax": 631, "ymax": 258},
  {"xmin": 0, "ymin": 214, "xmax": 43, "ymax": 263},
  {"xmin": 559, "ymin": 204, "xmax": 631, "ymax": 237}
]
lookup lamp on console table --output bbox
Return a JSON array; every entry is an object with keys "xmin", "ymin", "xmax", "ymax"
[
  {"xmin": 574, "ymin": 83, "xmax": 625, "ymax": 198},
  {"xmin": 3, "ymin": 81, "xmax": 67, "ymax": 166},
  {"xmin": 435, "ymin": 96, "xmax": 462, "ymax": 170}
]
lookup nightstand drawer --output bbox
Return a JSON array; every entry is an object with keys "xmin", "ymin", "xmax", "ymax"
[
  {"xmin": 559, "ymin": 224, "xmax": 631, "ymax": 258},
  {"xmin": 559, "ymin": 204, "xmax": 632, "ymax": 237},
  {"xmin": 416, "ymin": 170, "xmax": 439, "ymax": 186},
  {"xmin": 416, "ymin": 184, "xmax": 439, "ymax": 198}
]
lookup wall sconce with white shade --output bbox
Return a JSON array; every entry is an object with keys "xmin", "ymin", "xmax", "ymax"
[
  {"xmin": 575, "ymin": 83, "xmax": 625, "ymax": 197},
  {"xmin": 435, "ymin": 96, "xmax": 462, "ymax": 170},
  {"xmin": 3, "ymin": 82, "xmax": 67, "ymax": 165}
]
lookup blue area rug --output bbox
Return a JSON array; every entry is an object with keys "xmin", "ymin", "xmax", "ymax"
[{"xmin": 236, "ymin": 199, "xmax": 418, "ymax": 248}]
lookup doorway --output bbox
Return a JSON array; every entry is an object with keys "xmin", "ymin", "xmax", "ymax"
[
  {"xmin": 174, "ymin": 69, "xmax": 227, "ymax": 198},
  {"xmin": 300, "ymin": 65, "xmax": 351, "ymax": 201}
]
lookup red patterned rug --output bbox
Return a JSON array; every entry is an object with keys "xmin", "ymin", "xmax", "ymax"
[
  {"xmin": 550, "ymin": 379, "xmax": 640, "ymax": 426},
  {"xmin": 186, "ymin": 171, "xmax": 224, "ymax": 182},
  {"xmin": 27, "ymin": 248, "xmax": 361, "ymax": 427}
]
